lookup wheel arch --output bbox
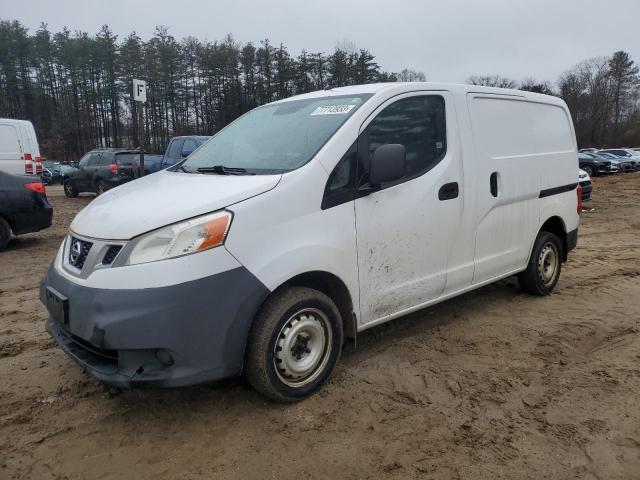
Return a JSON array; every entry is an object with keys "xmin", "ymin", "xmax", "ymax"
[
  {"xmin": 539, "ymin": 215, "xmax": 568, "ymax": 262},
  {"xmin": 268, "ymin": 270, "xmax": 357, "ymax": 343}
]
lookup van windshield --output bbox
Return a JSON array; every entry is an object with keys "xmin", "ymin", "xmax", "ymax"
[{"xmin": 177, "ymin": 94, "xmax": 372, "ymax": 174}]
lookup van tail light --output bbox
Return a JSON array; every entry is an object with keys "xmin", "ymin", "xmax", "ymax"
[
  {"xmin": 109, "ymin": 163, "xmax": 118, "ymax": 174},
  {"xmin": 576, "ymin": 185, "xmax": 583, "ymax": 214},
  {"xmin": 35, "ymin": 155, "xmax": 42, "ymax": 174},
  {"xmin": 24, "ymin": 153, "xmax": 33, "ymax": 174},
  {"xmin": 24, "ymin": 182, "xmax": 46, "ymax": 195}
]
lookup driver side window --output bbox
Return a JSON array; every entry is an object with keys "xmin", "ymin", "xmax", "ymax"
[
  {"xmin": 365, "ymin": 95, "xmax": 447, "ymax": 182},
  {"xmin": 321, "ymin": 95, "xmax": 448, "ymax": 210}
]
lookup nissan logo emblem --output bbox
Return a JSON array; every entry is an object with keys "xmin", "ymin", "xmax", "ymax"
[{"xmin": 70, "ymin": 240, "xmax": 82, "ymax": 266}]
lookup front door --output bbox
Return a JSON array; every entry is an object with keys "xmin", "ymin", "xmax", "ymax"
[{"xmin": 355, "ymin": 92, "xmax": 464, "ymax": 326}]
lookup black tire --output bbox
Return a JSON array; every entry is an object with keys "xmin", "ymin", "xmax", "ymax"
[
  {"xmin": 64, "ymin": 178, "xmax": 78, "ymax": 198},
  {"xmin": 95, "ymin": 180, "xmax": 105, "ymax": 196},
  {"xmin": 518, "ymin": 231, "xmax": 563, "ymax": 296},
  {"xmin": 0, "ymin": 217, "xmax": 11, "ymax": 251},
  {"xmin": 245, "ymin": 286, "xmax": 343, "ymax": 402},
  {"xmin": 582, "ymin": 165, "xmax": 594, "ymax": 176}
]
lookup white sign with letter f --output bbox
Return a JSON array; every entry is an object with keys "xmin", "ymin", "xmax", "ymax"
[{"xmin": 133, "ymin": 79, "xmax": 147, "ymax": 103}]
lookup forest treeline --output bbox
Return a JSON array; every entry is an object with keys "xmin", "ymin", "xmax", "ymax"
[
  {"xmin": 1, "ymin": 19, "xmax": 639, "ymax": 160},
  {"xmin": 0, "ymin": 21, "xmax": 414, "ymax": 160}
]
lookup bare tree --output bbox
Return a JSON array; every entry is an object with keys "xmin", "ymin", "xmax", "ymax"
[
  {"xmin": 558, "ymin": 57, "xmax": 613, "ymax": 147},
  {"xmin": 519, "ymin": 78, "xmax": 555, "ymax": 95},
  {"xmin": 466, "ymin": 74, "xmax": 517, "ymax": 88},
  {"xmin": 397, "ymin": 68, "xmax": 426, "ymax": 82}
]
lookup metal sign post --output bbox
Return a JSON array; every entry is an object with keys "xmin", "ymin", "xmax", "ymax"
[{"xmin": 133, "ymin": 79, "xmax": 147, "ymax": 176}]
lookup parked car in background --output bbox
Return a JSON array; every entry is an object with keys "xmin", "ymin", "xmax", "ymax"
[
  {"xmin": 41, "ymin": 161, "xmax": 64, "ymax": 185},
  {"xmin": 598, "ymin": 149, "xmax": 640, "ymax": 171},
  {"xmin": 0, "ymin": 171, "xmax": 52, "ymax": 250},
  {"xmin": 133, "ymin": 153, "xmax": 164, "ymax": 176},
  {"xmin": 578, "ymin": 148, "xmax": 599, "ymax": 154},
  {"xmin": 595, "ymin": 152, "xmax": 618, "ymax": 160},
  {"xmin": 593, "ymin": 153, "xmax": 634, "ymax": 172},
  {"xmin": 0, "ymin": 119, "xmax": 43, "ymax": 176},
  {"xmin": 578, "ymin": 169, "xmax": 591, "ymax": 201},
  {"xmin": 578, "ymin": 153, "xmax": 616, "ymax": 176},
  {"xmin": 63, "ymin": 148, "xmax": 142, "ymax": 197},
  {"xmin": 42, "ymin": 167, "xmax": 59, "ymax": 185},
  {"xmin": 161, "ymin": 136, "xmax": 210, "ymax": 168}
]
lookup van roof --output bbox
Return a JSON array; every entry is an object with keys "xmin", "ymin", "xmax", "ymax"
[{"xmin": 272, "ymin": 82, "xmax": 565, "ymax": 107}]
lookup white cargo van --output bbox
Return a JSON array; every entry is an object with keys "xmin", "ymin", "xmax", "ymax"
[
  {"xmin": 41, "ymin": 83, "xmax": 580, "ymax": 401},
  {"xmin": 0, "ymin": 119, "xmax": 43, "ymax": 175}
]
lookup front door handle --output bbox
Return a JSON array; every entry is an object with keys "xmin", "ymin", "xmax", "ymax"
[{"xmin": 438, "ymin": 182, "xmax": 459, "ymax": 201}]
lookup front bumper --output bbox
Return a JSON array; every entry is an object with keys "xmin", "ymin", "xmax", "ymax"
[
  {"xmin": 40, "ymin": 263, "xmax": 269, "ymax": 388},
  {"xmin": 104, "ymin": 175, "xmax": 135, "ymax": 189},
  {"xmin": 579, "ymin": 181, "xmax": 592, "ymax": 201}
]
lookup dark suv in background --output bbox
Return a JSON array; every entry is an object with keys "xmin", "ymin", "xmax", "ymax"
[{"xmin": 63, "ymin": 149, "xmax": 144, "ymax": 197}]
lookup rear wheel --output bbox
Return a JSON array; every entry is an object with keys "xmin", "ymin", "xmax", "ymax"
[
  {"xmin": 63, "ymin": 178, "xmax": 78, "ymax": 198},
  {"xmin": 0, "ymin": 217, "xmax": 11, "ymax": 251},
  {"xmin": 95, "ymin": 180, "xmax": 105, "ymax": 196},
  {"xmin": 518, "ymin": 231, "xmax": 562, "ymax": 296},
  {"xmin": 245, "ymin": 286, "xmax": 343, "ymax": 402}
]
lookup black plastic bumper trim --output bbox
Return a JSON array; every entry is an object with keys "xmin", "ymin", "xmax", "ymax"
[{"xmin": 539, "ymin": 183, "xmax": 578, "ymax": 198}]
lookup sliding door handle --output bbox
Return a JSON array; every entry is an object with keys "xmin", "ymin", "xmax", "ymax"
[{"xmin": 490, "ymin": 172, "xmax": 499, "ymax": 197}]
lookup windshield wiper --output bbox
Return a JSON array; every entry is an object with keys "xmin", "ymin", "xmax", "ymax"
[
  {"xmin": 197, "ymin": 165, "xmax": 249, "ymax": 175},
  {"xmin": 175, "ymin": 164, "xmax": 195, "ymax": 173}
]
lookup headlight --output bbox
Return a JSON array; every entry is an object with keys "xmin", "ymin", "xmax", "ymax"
[{"xmin": 124, "ymin": 210, "xmax": 232, "ymax": 265}]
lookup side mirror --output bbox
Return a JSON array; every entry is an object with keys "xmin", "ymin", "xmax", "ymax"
[
  {"xmin": 181, "ymin": 150, "xmax": 193, "ymax": 158},
  {"xmin": 369, "ymin": 144, "xmax": 406, "ymax": 186}
]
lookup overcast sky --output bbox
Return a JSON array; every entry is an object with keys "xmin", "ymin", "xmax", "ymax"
[{"xmin": 4, "ymin": 0, "xmax": 640, "ymax": 84}]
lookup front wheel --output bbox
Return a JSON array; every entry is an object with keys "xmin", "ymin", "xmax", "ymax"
[
  {"xmin": 518, "ymin": 231, "xmax": 562, "ymax": 296},
  {"xmin": 582, "ymin": 165, "xmax": 594, "ymax": 176},
  {"xmin": 245, "ymin": 287, "xmax": 343, "ymax": 402},
  {"xmin": 63, "ymin": 179, "xmax": 78, "ymax": 198}
]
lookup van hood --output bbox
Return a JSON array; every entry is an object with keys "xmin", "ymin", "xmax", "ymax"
[{"xmin": 70, "ymin": 170, "xmax": 281, "ymax": 240}]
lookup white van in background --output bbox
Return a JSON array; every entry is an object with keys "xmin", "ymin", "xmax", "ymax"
[
  {"xmin": 0, "ymin": 119, "xmax": 42, "ymax": 175},
  {"xmin": 41, "ymin": 83, "xmax": 581, "ymax": 402}
]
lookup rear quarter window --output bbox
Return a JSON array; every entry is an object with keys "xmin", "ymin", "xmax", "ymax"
[
  {"xmin": 0, "ymin": 124, "xmax": 20, "ymax": 154},
  {"xmin": 530, "ymin": 103, "xmax": 574, "ymax": 153},
  {"xmin": 470, "ymin": 97, "xmax": 574, "ymax": 157}
]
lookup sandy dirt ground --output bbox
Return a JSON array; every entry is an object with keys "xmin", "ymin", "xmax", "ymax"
[{"xmin": 1, "ymin": 175, "xmax": 639, "ymax": 480}]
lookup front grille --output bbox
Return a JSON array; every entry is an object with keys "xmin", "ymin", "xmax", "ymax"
[
  {"xmin": 102, "ymin": 245, "xmax": 122, "ymax": 265},
  {"xmin": 579, "ymin": 180, "xmax": 592, "ymax": 187},
  {"xmin": 68, "ymin": 236, "xmax": 93, "ymax": 270}
]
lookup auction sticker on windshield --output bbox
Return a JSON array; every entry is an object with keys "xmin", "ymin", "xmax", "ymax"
[{"xmin": 311, "ymin": 105, "xmax": 356, "ymax": 115}]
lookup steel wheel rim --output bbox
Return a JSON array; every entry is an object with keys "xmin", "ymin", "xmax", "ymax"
[
  {"xmin": 538, "ymin": 242, "xmax": 559, "ymax": 287},
  {"xmin": 273, "ymin": 308, "xmax": 332, "ymax": 387}
]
